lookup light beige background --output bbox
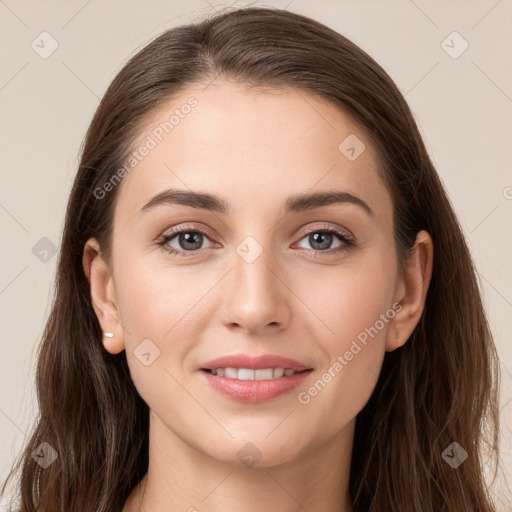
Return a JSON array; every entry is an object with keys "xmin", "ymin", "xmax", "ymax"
[{"xmin": 1, "ymin": 0, "xmax": 511, "ymax": 508}]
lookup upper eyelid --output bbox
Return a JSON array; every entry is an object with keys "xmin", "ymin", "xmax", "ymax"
[
  {"xmin": 161, "ymin": 222, "xmax": 216, "ymax": 238},
  {"xmin": 300, "ymin": 223, "xmax": 352, "ymax": 237}
]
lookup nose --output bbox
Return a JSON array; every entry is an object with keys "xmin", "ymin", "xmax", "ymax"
[{"xmin": 220, "ymin": 241, "xmax": 290, "ymax": 335}]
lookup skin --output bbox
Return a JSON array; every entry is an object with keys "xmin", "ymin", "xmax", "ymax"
[{"xmin": 83, "ymin": 79, "xmax": 433, "ymax": 512}]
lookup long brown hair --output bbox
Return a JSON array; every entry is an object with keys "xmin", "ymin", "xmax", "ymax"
[{"xmin": 2, "ymin": 6, "xmax": 501, "ymax": 511}]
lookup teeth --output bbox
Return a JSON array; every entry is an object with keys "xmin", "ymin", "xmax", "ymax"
[{"xmin": 209, "ymin": 367, "xmax": 299, "ymax": 380}]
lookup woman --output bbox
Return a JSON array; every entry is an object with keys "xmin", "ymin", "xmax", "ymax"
[{"xmin": 2, "ymin": 6, "xmax": 500, "ymax": 511}]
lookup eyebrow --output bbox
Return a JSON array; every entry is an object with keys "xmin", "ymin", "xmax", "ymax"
[{"xmin": 139, "ymin": 188, "xmax": 374, "ymax": 217}]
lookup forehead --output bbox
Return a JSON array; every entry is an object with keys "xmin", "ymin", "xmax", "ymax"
[{"xmin": 114, "ymin": 79, "xmax": 391, "ymax": 224}]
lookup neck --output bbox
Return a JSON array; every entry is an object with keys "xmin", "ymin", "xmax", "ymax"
[{"xmin": 123, "ymin": 412, "xmax": 354, "ymax": 512}]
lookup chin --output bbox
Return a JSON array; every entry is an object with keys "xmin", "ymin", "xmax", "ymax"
[{"xmin": 208, "ymin": 437, "xmax": 307, "ymax": 469}]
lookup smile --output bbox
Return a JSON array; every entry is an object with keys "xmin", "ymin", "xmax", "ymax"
[{"xmin": 206, "ymin": 367, "xmax": 303, "ymax": 380}]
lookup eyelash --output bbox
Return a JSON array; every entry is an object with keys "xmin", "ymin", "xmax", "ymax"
[{"xmin": 156, "ymin": 223, "xmax": 355, "ymax": 258}]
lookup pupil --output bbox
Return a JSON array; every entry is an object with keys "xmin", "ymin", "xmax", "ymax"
[
  {"xmin": 180, "ymin": 232, "xmax": 202, "ymax": 250},
  {"xmin": 311, "ymin": 232, "xmax": 332, "ymax": 250}
]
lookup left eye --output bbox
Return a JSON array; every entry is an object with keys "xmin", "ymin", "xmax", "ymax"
[{"xmin": 296, "ymin": 230, "xmax": 347, "ymax": 252}]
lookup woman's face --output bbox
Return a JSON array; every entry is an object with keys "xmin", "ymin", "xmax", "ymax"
[{"xmin": 91, "ymin": 79, "xmax": 410, "ymax": 466}]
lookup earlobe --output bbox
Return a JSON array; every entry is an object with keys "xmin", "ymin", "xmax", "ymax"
[
  {"xmin": 101, "ymin": 331, "xmax": 125, "ymax": 355},
  {"xmin": 83, "ymin": 238, "xmax": 125, "ymax": 354},
  {"xmin": 385, "ymin": 230, "xmax": 433, "ymax": 351}
]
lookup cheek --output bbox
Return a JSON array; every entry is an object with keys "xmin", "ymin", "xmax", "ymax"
[
  {"xmin": 296, "ymin": 253, "xmax": 397, "ymax": 418},
  {"xmin": 112, "ymin": 252, "xmax": 210, "ymax": 388},
  {"xmin": 114, "ymin": 248, "xmax": 214, "ymax": 339},
  {"xmin": 303, "ymin": 250, "xmax": 397, "ymax": 345}
]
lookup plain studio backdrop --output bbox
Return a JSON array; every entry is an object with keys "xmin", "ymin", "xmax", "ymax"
[{"xmin": 0, "ymin": 0, "xmax": 511, "ymax": 509}]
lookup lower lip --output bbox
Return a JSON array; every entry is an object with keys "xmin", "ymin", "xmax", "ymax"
[{"xmin": 200, "ymin": 369, "xmax": 313, "ymax": 403}]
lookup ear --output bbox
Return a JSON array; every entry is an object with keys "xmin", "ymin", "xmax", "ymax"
[
  {"xmin": 386, "ymin": 230, "xmax": 433, "ymax": 351},
  {"xmin": 82, "ymin": 237, "xmax": 125, "ymax": 354}
]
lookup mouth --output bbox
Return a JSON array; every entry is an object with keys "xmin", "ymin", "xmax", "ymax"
[
  {"xmin": 198, "ymin": 353, "xmax": 314, "ymax": 402},
  {"xmin": 200, "ymin": 367, "xmax": 313, "ymax": 380}
]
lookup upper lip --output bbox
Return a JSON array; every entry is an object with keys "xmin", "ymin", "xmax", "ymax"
[{"xmin": 200, "ymin": 354, "xmax": 313, "ymax": 371}]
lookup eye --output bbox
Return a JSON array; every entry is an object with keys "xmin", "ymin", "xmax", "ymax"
[
  {"xmin": 156, "ymin": 224, "xmax": 216, "ymax": 258},
  {"xmin": 294, "ymin": 225, "xmax": 354, "ymax": 256},
  {"xmin": 156, "ymin": 223, "xmax": 355, "ymax": 258}
]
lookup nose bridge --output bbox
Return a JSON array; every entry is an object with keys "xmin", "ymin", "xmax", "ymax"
[
  {"xmin": 233, "ymin": 233, "xmax": 279, "ymax": 300},
  {"xmin": 222, "ymin": 231, "xmax": 289, "ymax": 331}
]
